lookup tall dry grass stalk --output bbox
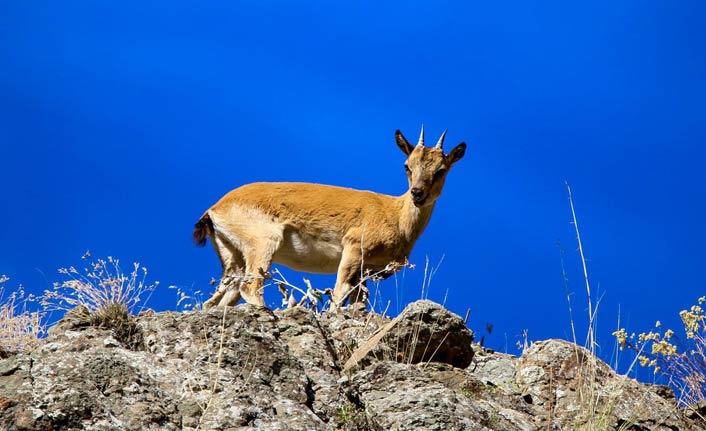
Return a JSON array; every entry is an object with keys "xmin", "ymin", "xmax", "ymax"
[
  {"xmin": 563, "ymin": 182, "xmax": 638, "ymax": 429},
  {"xmin": 566, "ymin": 181, "xmax": 596, "ymax": 352}
]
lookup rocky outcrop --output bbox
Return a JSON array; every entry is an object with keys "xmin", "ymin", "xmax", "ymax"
[
  {"xmin": 343, "ymin": 300, "xmax": 474, "ymax": 372},
  {"xmin": 0, "ymin": 301, "xmax": 701, "ymax": 430},
  {"xmin": 516, "ymin": 340, "xmax": 695, "ymax": 430}
]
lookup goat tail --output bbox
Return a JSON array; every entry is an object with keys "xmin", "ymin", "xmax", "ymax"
[{"xmin": 193, "ymin": 213, "xmax": 214, "ymax": 247}]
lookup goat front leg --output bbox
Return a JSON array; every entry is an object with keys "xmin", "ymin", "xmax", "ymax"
[
  {"xmin": 239, "ymin": 272, "xmax": 266, "ymax": 306},
  {"xmin": 332, "ymin": 245, "xmax": 365, "ymax": 310}
]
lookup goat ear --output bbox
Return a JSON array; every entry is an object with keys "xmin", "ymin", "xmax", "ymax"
[
  {"xmin": 447, "ymin": 142, "xmax": 466, "ymax": 165},
  {"xmin": 395, "ymin": 130, "xmax": 414, "ymax": 155}
]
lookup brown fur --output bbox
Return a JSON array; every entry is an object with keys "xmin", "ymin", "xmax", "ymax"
[{"xmin": 196, "ymin": 128, "xmax": 466, "ymax": 309}]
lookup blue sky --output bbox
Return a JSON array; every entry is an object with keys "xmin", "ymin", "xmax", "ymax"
[{"xmin": 1, "ymin": 1, "xmax": 705, "ymax": 371}]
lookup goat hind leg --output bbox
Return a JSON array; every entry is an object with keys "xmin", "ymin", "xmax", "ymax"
[
  {"xmin": 239, "ymin": 242, "xmax": 280, "ymax": 307},
  {"xmin": 204, "ymin": 233, "xmax": 245, "ymax": 309},
  {"xmin": 204, "ymin": 274, "xmax": 242, "ymax": 308}
]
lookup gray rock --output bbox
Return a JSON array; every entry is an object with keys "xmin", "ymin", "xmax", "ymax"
[
  {"xmin": 470, "ymin": 347, "xmax": 518, "ymax": 393},
  {"xmin": 0, "ymin": 304, "xmax": 701, "ymax": 431},
  {"xmin": 343, "ymin": 300, "xmax": 475, "ymax": 372},
  {"xmin": 352, "ymin": 361, "xmax": 533, "ymax": 431},
  {"xmin": 516, "ymin": 339, "xmax": 701, "ymax": 430}
]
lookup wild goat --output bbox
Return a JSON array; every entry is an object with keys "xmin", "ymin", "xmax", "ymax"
[{"xmin": 193, "ymin": 126, "xmax": 466, "ymax": 309}]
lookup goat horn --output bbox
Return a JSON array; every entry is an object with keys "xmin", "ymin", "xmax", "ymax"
[
  {"xmin": 417, "ymin": 124, "xmax": 425, "ymax": 147},
  {"xmin": 435, "ymin": 129, "xmax": 447, "ymax": 149}
]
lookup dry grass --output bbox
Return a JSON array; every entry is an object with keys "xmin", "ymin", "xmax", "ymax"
[
  {"xmin": 269, "ymin": 260, "xmax": 413, "ymax": 316},
  {"xmin": 392, "ymin": 257, "xmax": 451, "ymax": 366},
  {"xmin": 41, "ymin": 253, "xmax": 158, "ymax": 349},
  {"xmin": 562, "ymin": 182, "xmax": 604, "ymax": 429},
  {"xmin": 0, "ymin": 275, "xmax": 43, "ymax": 355},
  {"xmin": 270, "ymin": 268, "xmax": 332, "ymax": 313},
  {"xmin": 562, "ymin": 182, "xmax": 647, "ymax": 430},
  {"xmin": 614, "ymin": 297, "xmax": 706, "ymax": 413},
  {"xmin": 42, "ymin": 253, "xmax": 157, "ymax": 316},
  {"xmin": 2, "ymin": 252, "xmax": 158, "ymax": 353},
  {"xmin": 169, "ymin": 284, "xmax": 206, "ymax": 312},
  {"xmin": 269, "ymin": 254, "xmax": 456, "ymax": 370}
]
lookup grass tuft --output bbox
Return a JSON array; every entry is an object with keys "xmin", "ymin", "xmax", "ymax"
[
  {"xmin": 91, "ymin": 302, "xmax": 144, "ymax": 349},
  {"xmin": 41, "ymin": 253, "xmax": 157, "ymax": 349},
  {"xmin": 42, "ymin": 253, "xmax": 157, "ymax": 316},
  {"xmin": 0, "ymin": 275, "xmax": 43, "ymax": 356}
]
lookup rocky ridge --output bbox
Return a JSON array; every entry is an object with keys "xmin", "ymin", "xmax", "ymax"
[{"xmin": 0, "ymin": 300, "xmax": 701, "ymax": 430}]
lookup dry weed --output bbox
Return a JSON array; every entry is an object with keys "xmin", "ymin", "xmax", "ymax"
[
  {"xmin": 614, "ymin": 296, "xmax": 706, "ymax": 409},
  {"xmin": 42, "ymin": 253, "xmax": 157, "ymax": 316},
  {"xmin": 0, "ymin": 275, "xmax": 43, "ymax": 355},
  {"xmin": 41, "ymin": 253, "xmax": 158, "ymax": 349},
  {"xmin": 562, "ymin": 182, "xmax": 644, "ymax": 429}
]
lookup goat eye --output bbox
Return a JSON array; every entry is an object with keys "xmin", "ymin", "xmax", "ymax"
[
  {"xmin": 433, "ymin": 169, "xmax": 446, "ymax": 180},
  {"xmin": 404, "ymin": 164, "xmax": 411, "ymax": 173}
]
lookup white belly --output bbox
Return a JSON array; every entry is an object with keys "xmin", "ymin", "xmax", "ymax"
[{"xmin": 273, "ymin": 229, "xmax": 343, "ymax": 274}]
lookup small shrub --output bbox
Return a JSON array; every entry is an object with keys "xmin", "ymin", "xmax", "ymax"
[
  {"xmin": 91, "ymin": 302, "xmax": 144, "ymax": 349},
  {"xmin": 42, "ymin": 253, "xmax": 157, "ymax": 315},
  {"xmin": 335, "ymin": 402, "xmax": 371, "ymax": 430},
  {"xmin": 461, "ymin": 379, "xmax": 486, "ymax": 399},
  {"xmin": 42, "ymin": 254, "xmax": 157, "ymax": 349},
  {"xmin": 0, "ymin": 275, "xmax": 43, "ymax": 355},
  {"xmin": 614, "ymin": 296, "xmax": 706, "ymax": 407}
]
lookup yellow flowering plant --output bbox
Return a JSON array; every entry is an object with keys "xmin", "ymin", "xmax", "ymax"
[{"xmin": 613, "ymin": 296, "xmax": 706, "ymax": 407}]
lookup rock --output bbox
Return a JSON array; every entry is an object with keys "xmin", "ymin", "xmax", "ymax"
[
  {"xmin": 471, "ymin": 347, "xmax": 518, "ymax": 393},
  {"xmin": 0, "ymin": 358, "xmax": 20, "ymax": 377},
  {"xmin": 0, "ymin": 303, "xmax": 702, "ymax": 430},
  {"xmin": 275, "ymin": 306, "xmax": 352, "ymax": 423},
  {"xmin": 343, "ymin": 300, "xmax": 474, "ymax": 372},
  {"xmin": 686, "ymin": 400, "xmax": 706, "ymax": 420},
  {"xmin": 46, "ymin": 304, "xmax": 91, "ymax": 336},
  {"xmin": 352, "ymin": 361, "xmax": 533, "ymax": 431},
  {"xmin": 516, "ymin": 339, "xmax": 701, "ymax": 430},
  {"xmin": 103, "ymin": 336, "xmax": 121, "ymax": 348}
]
